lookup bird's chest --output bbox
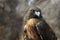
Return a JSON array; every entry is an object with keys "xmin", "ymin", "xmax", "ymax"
[{"xmin": 24, "ymin": 19, "xmax": 41, "ymax": 40}]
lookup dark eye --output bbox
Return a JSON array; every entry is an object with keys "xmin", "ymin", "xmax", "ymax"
[
  {"xmin": 31, "ymin": 9, "xmax": 35, "ymax": 12},
  {"xmin": 30, "ymin": 9, "xmax": 35, "ymax": 14}
]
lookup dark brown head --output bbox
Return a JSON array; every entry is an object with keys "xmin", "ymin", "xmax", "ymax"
[{"xmin": 26, "ymin": 7, "xmax": 42, "ymax": 19}]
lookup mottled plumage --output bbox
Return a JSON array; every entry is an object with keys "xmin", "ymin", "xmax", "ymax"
[{"xmin": 23, "ymin": 7, "xmax": 57, "ymax": 40}]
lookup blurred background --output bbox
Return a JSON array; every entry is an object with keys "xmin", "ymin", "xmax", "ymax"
[{"xmin": 0, "ymin": 0, "xmax": 60, "ymax": 40}]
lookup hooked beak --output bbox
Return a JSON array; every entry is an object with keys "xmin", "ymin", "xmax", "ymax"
[{"xmin": 35, "ymin": 11, "xmax": 40, "ymax": 17}]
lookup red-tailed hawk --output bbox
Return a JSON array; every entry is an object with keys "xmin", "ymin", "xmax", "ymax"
[{"xmin": 23, "ymin": 7, "xmax": 57, "ymax": 40}]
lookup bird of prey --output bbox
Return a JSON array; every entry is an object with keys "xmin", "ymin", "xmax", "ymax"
[{"xmin": 23, "ymin": 7, "xmax": 57, "ymax": 40}]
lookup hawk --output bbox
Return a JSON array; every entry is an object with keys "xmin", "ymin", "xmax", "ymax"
[{"xmin": 23, "ymin": 7, "xmax": 57, "ymax": 40}]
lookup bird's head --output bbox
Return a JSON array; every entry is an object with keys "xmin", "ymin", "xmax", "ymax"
[{"xmin": 27, "ymin": 7, "xmax": 42, "ymax": 19}]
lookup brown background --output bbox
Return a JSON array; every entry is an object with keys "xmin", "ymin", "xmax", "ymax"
[{"xmin": 0, "ymin": 0, "xmax": 60, "ymax": 40}]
